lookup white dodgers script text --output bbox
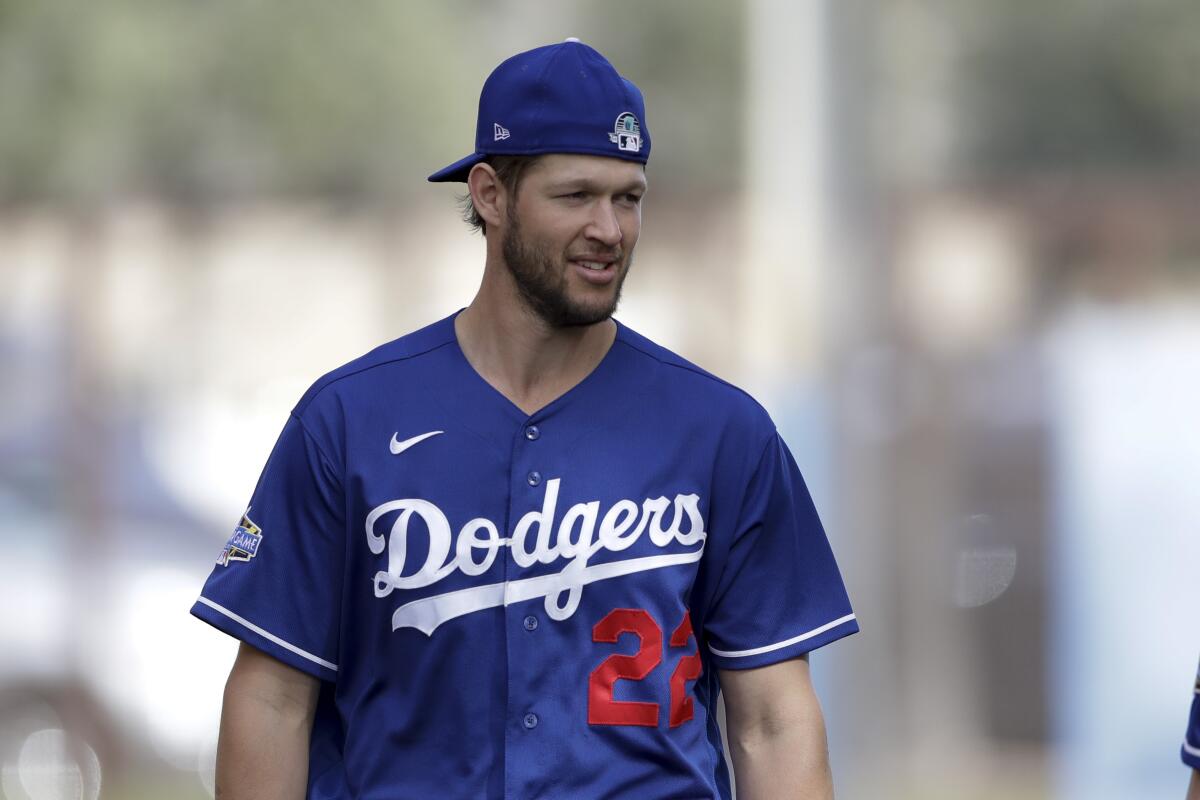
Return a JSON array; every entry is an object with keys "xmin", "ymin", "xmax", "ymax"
[{"xmin": 365, "ymin": 478, "xmax": 707, "ymax": 634}]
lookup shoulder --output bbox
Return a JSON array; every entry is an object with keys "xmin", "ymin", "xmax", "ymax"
[
  {"xmin": 613, "ymin": 320, "xmax": 776, "ymax": 443},
  {"xmin": 293, "ymin": 313, "xmax": 459, "ymax": 417}
]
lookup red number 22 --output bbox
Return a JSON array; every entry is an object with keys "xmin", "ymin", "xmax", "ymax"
[{"xmin": 588, "ymin": 608, "xmax": 702, "ymax": 728}]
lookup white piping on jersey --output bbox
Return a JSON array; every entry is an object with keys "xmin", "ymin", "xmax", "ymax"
[
  {"xmin": 1186, "ymin": 738, "xmax": 1200, "ymax": 759},
  {"xmin": 708, "ymin": 613, "xmax": 857, "ymax": 659},
  {"xmin": 392, "ymin": 548, "xmax": 705, "ymax": 635},
  {"xmin": 197, "ymin": 596, "xmax": 339, "ymax": 672}
]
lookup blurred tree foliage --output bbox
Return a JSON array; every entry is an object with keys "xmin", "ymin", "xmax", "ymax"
[
  {"xmin": 3, "ymin": 1, "xmax": 1194, "ymax": 205},
  {"xmin": 0, "ymin": 0, "xmax": 743, "ymax": 207},
  {"xmin": 955, "ymin": 0, "xmax": 1200, "ymax": 174},
  {"xmin": 0, "ymin": 0, "xmax": 474, "ymax": 206}
]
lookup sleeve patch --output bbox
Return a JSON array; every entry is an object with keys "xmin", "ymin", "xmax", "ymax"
[{"xmin": 218, "ymin": 509, "xmax": 264, "ymax": 566}]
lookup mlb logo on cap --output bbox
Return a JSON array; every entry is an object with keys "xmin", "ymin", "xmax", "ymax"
[{"xmin": 428, "ymin": 39, "xmax": 652, "ymax": 183}]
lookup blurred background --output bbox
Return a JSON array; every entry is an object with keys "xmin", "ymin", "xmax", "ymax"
[{"xmin": 2, "ymin": 1, "xmax": 1199, "ymax": 798}]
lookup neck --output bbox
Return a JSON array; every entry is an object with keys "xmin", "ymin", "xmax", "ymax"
[{"xmin": 455, "ymin": 278, "xmax": 616, "ymax": 416}]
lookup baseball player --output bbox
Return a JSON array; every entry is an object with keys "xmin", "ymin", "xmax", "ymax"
[
  {"xmin": 1185, "ymin": 658, "xmax": 1200, "ymax": 799},
  {"xmin": 193, "ymin": 40, "xmax": 858, "ymax": 799}
]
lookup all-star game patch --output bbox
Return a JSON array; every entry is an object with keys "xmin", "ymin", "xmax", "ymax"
[
  {"xmin": 218, "ymin": 510, "xmax": 263, "ymax": 566},
  {"xmin": 608, "ymin": 112, "xmax": 641, "ymax": 153}
]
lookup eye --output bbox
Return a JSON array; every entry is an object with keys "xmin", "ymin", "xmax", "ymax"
[
  {"xmin": 559, "ymin": 191, "xmax": 588, "ymax": 200},
  {"xmin": 620, "ymin": 193, "xmax": 643, "ymax": 206}
]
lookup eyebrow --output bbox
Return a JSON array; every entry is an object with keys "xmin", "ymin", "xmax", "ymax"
[{"xmin": 546, "ymin": 176, "xmax": 648, "ymax": 194}]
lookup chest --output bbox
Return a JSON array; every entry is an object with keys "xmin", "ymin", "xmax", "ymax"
[{"xmin": 344, "ymin": 421, "xmax": 716, "ymax": 636}]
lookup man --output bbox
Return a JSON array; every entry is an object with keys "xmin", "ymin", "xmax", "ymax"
[
  {"xmin": 1185, "ymin": 658, "xmax": 1200, "ymax": 799},
  {"xmin": 193, "ymin": 40, "xmax": 858, "ymax": 799}
]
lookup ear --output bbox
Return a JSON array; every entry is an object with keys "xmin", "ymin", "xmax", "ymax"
[{"xmin": 467, "ymin": 163, "xmax": 506, "ymax": 231}]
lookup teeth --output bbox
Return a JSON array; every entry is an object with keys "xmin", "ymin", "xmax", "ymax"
[{"xmin": 579, "ymin": 261, "xmax": 607, "ymax": 270}]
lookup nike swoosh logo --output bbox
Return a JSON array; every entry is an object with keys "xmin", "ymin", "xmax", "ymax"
[{"xmin": 389, "ymin": 430, "xmax": 444, "ymax": 455}]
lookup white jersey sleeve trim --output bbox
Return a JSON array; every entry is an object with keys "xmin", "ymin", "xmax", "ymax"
[
  {"xmin": 197, "ymin": 596, "xmax": 339, "ymax": 672},
  {"xmin": 708, "ymin": 613, "xmax": 857, "ymax": 659},
  {"xmin": 1185, "ymin": 739, "xmax": 1200, "ymax": 759}
]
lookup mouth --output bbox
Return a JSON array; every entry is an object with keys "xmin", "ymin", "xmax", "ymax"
[
  {"xmin": 568, "ymin": 254, "xmax": 621, "ymax": 285},
  {"xmin": 568, "ymin": 254, "xmax": 619, "ymax": 271}
]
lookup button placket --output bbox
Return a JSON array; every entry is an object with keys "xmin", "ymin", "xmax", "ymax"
[
  {"xmin": 524, "ymin": 424, "xmax": 542, "ymax": 488},
  {"xmin": 510, "ymin": 418, "xmax": 545, "ymax": 776}
]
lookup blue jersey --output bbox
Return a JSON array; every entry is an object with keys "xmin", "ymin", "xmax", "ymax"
[
  {"xmin": 192, "ymin": 312, "xmax": 858, "ymax": 799},
  {"xmin": 1185, "ymin": 659, "xmax": 1200, "ymax": 770}
]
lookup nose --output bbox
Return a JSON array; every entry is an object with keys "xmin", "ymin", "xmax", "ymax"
[{"xmin": 585, "ymin": 200, "xmax": 623, "ymax": 248}]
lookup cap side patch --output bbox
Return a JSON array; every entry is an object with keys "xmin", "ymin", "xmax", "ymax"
[{"xmin": 609, "ymin": 112, "xmax": 641, "ymax": 153}]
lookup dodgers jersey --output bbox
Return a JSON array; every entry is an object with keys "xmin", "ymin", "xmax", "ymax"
[
  {"xmin": 192, "ymin": 312, "xmax": 858, "ymax": 800},
  {"xmin": 1185, "ymin": 658, "xmax": 1200, "ymax": 770}
]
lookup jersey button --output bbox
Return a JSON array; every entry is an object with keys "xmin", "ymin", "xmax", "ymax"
[
  {"xmin": 524, "ymin": 425, "xmax": 540, "ymax": 441},
  {"xmin": 523, "ymin": 713, "xmax": 539, "ymax": 730},
  {"xmin": 527, "ymin": 471, "xmax": 542, "ymax": 487},
  {"xmin": 523, "ymin": 615, "xmax": 538, "ymax": 631}
]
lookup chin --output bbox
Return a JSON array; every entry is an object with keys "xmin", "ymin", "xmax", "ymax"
[{"xmin": 550, "ymin": 306, "xmax": 616, "ymax": 328}]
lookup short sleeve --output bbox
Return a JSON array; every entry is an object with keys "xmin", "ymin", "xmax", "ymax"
[
  {"xmin": 703, "ymin": 433, "xmax": 858, "ymax": 670},
  {"xmin": 1184, "ymin": 660, "xmax": 1200, "ymax": 769},
  {"xmin": 190, "ymin": 413, "xmax": 345, "ymax": 681}
]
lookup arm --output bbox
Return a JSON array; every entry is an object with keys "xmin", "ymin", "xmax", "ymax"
[
  {"xmin": 216, "ymin": 642, "xmax": 320, "ymax": 800},
  {"xmin": 719, "ymin": 654, "xmax": 833, "ymax": 800},
  {"xmin": 1189, "ymin": 769, "xmax": 1200, "ymax": 800}
]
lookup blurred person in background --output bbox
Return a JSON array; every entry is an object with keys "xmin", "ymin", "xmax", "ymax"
[
  {"xmin": 190, "ymin": 39, "xmax": 857, "ymax": 800},
  {"xmin": 1186, "ymin": 657, "xmax": 1200, "ymax": 799}
]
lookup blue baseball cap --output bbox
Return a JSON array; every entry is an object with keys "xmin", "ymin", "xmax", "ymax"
[{"xmin": 427, "ymin": 39, "xmax": 651, "ymax": 183}]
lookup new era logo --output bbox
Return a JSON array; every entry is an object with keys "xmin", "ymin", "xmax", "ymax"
[{"xmin": 493, "ymin": 123, "xmax": 510, "ymax": 141}]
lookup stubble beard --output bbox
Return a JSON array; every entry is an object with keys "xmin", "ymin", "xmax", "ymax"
[{"xmin": 500, "ymin": 211, "xmax": 631, "ymax": 328}]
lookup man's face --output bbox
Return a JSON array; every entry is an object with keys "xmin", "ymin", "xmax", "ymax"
[{"xmin": 500, "ymin": 154, "xmax": 646, "ymax": 327}]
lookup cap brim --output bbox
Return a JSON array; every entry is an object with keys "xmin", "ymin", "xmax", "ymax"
[{"xmin": 427, "ymin": 153, "xmax": 486, "ymax": 183}]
